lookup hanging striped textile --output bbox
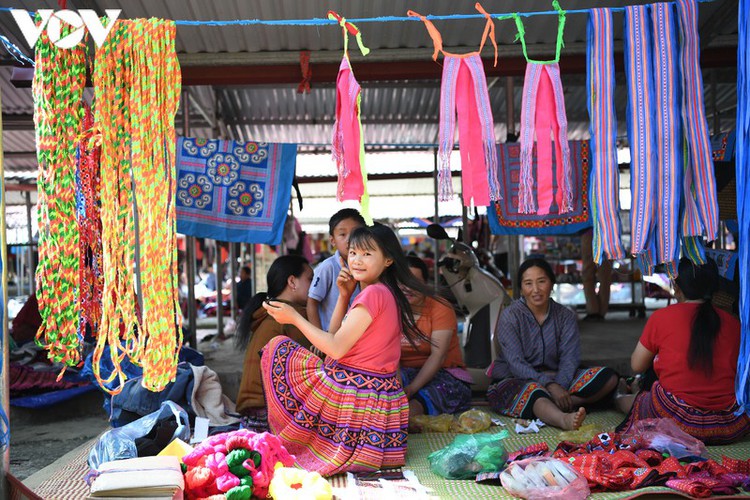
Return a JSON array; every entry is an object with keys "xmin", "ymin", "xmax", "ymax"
[
  {"xmin": 94, "ymin": 19, "xmax": 182, "ymax": 393},
  {"xmin": 329, "ymin": 13, "xmax": 373, "ymax": 223},
  {"xmin": 32, "ymin": 25, "xmax": 85, "ymax": 370},
  {"xmin": 651, "ymin": 2, "xmax": 683, "ymax": 276},
  {"xmin": 625, "ymin": 3, "xmax": 684, "ymax": 276},
  {"xmin": 518, "ymin": 62, "xmax": 573, "ymax": 215},
  {"xmin": 676, "ymin": 0, "xmax": 720, "ymax": 243},
  {"xmin": 408, "ymin": 4, "xmax": 502, "ymax": 207},
  {"xmin": 587, "ymin": 8, "xmax": 625, "ymax": 263},
  {"xmin": 735, "ymin": 0, "xmax": 750, "ymax": 417},
  {"xmin": 624, "ymin": 5, "xmax": 657, "ymax": 262}
]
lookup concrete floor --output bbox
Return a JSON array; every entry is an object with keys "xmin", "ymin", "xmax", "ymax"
[{"xmin": 15, "ymin": 310, "xmax": 648, "ymax": 486}]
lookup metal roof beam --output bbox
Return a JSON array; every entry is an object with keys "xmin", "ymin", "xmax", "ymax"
[
  {"xmin": 179, "ymin": 46, "xmax": 736, "ymax": 86},
  {"xmin": 10, "ymin": 46, "xmax": 737, "ymax": 88},
  {"xmin": 225, "ymin": 117, "xmax": 439, "ymax": 126}
]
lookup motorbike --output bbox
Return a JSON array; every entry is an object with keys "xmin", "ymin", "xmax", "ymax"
[{"xmin": 427, "ymin": 224, "xmax": 511, "ymax": 389}]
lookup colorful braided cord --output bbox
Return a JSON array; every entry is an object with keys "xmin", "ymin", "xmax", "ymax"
[
  {"xmin": 32, "ymin": 24, "xmax": 85, "ymax": 371},
  {"xmin": 93, "ymin": 19, "xmax": 182, "ymax": 393}
]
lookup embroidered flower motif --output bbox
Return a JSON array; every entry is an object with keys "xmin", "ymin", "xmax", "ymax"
[
  {"xmin": 178, "ymin": 174, "xmax": 212, "ymax": 209},
  {"xmin": 228, "ymin": 182, "xmax": 264, "ymax": 216},
  {"xmin": 233, "ymin": 141, "xmax": 269, "ymax": 164},
  {"xmin": 207, "ymin": 153, "xmax": 240, "ymax": 185},
  {"xmin": 183, "ymin": 137, "xmax": 218, "ymax": 157}
]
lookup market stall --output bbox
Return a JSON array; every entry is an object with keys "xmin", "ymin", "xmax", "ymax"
[{"xmin": 0, "ymin": 0, "xmax": 747, "ymax": 498}]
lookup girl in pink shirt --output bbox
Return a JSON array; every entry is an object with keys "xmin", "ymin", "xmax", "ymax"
[{"xmin": 262, "ymin": 223, "xmax": 438, "ymax": 476}]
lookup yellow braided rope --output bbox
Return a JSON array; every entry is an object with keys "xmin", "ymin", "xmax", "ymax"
[
  {"xmin": 93, "ymin": 18, "xmax": 182, "ymax": 393},
  {"xmin": 32, "ymin": 25, "xmax": 85, "ymax": 373}
]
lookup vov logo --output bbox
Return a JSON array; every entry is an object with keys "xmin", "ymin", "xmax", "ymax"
[{"xmin": 11, "ymin": 9, "xmax": 122, "ymax": 49}]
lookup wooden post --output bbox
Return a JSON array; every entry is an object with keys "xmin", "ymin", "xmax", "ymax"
[{"xmin": 183, "ymin": 92, "xmax": 198, "ymax": 348}]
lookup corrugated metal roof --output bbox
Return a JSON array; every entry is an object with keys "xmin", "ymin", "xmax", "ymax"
[
  {"xmin": 0, "ymin": 67, "xmax": 32, "ymax": 114},
  {"xmin": 0, "ymin": 0, "xmax": 611, "ymax": 55},
  {"xmin": 0, "ymin": 1, "xmax": 736, "ymax": 60},
  {"xmin": 0, "ymin": 0, "xmax": 739, "ymax": 184}
]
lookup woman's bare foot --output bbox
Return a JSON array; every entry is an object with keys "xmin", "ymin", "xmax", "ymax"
[{"xmin": 562, "ymin": 407, "xmax": 586, "ymax": 430}]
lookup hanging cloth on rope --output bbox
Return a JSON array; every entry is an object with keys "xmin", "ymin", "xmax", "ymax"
[
  {"xmin": 329, "ymin": 11, "xmax": 373, "ymax": 225},
  {"xmin": 676, "ymin": 0, "xmax": 720, "ymax": 245},
  {"xmin": 624, "ymin": 5, "xmax": 656, "ymax": 265},
  {"xmin": 587, "ymin": 7, "xmax": 625, "ymax": 263},
  {"xmin": 735, "ymin": 0, "xmax": 750, "ymax": 417},
  {"xmin": 515, "ymin": 2, "xmax": 574, "ymax": 215},
  {"xmin": 408, "ymin": 3, "xmax": 501, "ymax": 207},
  {"xmin": 625, "ymin": 3, "xmax": 683, "ymax": 276}
]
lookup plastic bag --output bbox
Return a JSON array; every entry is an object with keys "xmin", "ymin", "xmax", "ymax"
[
  {"xmin": 88, "ymin": 400, "xmax": 190, "ymax": 469},
  {"xmin": 557, "ymin": 423, "xmax": 599, "ymax": 443},
  {"xmin": 412, "ymin": 413, "xmax": 455, "ymax": 433},
  {"xmin": 500, "ymin": 457, "xmax": 590, "ymax": 500},
  {"xmin": 622, "ymin": 418, "xmax": 707, "ymax": 458},
  {"xmin": 428, "ymin": 430, "xmax": 508, "ymax": 479},
  {"xmin": 454, "ymin": 409, "xmax": 492, "ymax": 434}
]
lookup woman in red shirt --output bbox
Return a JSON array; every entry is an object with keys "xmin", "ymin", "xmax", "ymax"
[{"xmin": 616, "ymin": 258, "xmax": 750, "ymax": 444}]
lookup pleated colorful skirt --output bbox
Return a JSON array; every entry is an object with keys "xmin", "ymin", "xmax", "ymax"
[
  {"xmin": 617, "ymin": 381, "xmax": 750, "ymax": 445},
  {"xmin": 400, "ymin": 366, "xmax": 472, "ymax": 416},
  {"xmin": 261, "ymin": 336, "xmax": 409, "ymax": 476}
]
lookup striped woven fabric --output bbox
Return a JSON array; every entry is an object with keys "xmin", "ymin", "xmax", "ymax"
[
  {"xmin": 408, "ymin": 6, "xmax": 501, "ymax": 206},
  {"xmin": 651, "ymin": 2, "xmax": 683, "ymax": 276},
  {"xmin": 625, "ymin": 3, "xmax": 683, "ymax": 275},
  {"xmin": 518, "ymin": 62, "xmax": 573, "ymax": 215},
  {"xmin": 676, "ymin": 0, "xmax": 720, "ymax": 243},
  {"xmin": 735, "ymin": 0, "xmax": 750, "ymax": 417},
  {"xmin": 436, "ymin": 54, "xmax": 501, "ymax": 206},
  {"xmin": 587, "ymin": 7, "xmax": 625, "ymax": 263},
  {"xmin": 624, "ymin": 4, "xmax": 656, "ymax": 262},
  {"xmin": 261, "ymin": 336, "xmax": 409, "ymax": 477}
]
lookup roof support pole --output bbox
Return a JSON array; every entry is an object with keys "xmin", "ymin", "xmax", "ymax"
[
  {"xmin": 24, "ymin": 191, "xmax": 34, "ymax": 294},
  {"xmin": 182, "ymin": 92, "xmax": 198, "ymax": 349},
  {"xmin": 505, "ymin": 76, "xmax": 522, "ymax": 299},
  {"xmin": 433, "ymin": 148, "xmax": 439, "ymax": 290},
  {"xmin": 1, "ymin": 92, "xmax": 10, "ymax": 500}
]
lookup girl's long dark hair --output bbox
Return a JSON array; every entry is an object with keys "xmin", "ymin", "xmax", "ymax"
[
  {"xmin": 675, "ymin": 257, "xmax": 721, "ymax": 377},
  {"xmin": 348, "ymin": 224, "xmax": 439, "ymax": 347},
  {"xmin": 234, "ymin": 255, "xmax": 309, "ymax": 350}
]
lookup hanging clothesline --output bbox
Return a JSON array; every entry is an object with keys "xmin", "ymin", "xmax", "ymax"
[
  {"xmin": 0, "ymin": 0, "xmax": 716, "ymax": 27},
  {"xmin": 0, "ymin": 0, "xmax": 716, "ymax": 66}
]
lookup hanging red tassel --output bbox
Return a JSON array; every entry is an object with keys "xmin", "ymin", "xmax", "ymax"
[{"xmin": 297, "ymin": 50, "xmax": 312, "ymax": 94}]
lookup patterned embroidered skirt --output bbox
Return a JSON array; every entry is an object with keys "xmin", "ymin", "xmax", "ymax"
[
  {"xmin": 487, "ymin": 366, "xmax": 615, "ymax": 419},
  {"xmin": 616, "ymin": 381, "xmax": 750, "ymax": 445},
  {"xmin": 261, "ymin": 336, "xmax": 409, "ymax": 476},
  {"xmin": 400, "ymin": 367, "xmax": 472, "ymax": 415}
]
